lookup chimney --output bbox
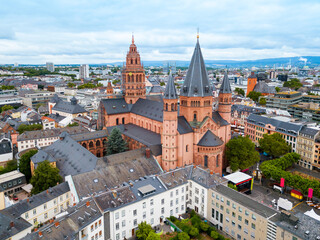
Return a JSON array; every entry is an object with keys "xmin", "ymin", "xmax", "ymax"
[
  {"xmin": 86, "ymin": 201, "xmax": 90, "ymax": 207},
  {"xmin": 39, "ymin": 231, "xmax": 43, "ymax": 238},
  {"xmin": 193, "ymin": 165, "xmax": 196, "ymax": 169},
  {"xmin": 145, "ymin": 148, "xmax": 151, "ymax": 158},
  {"xmin": 210, "ymin": 170, "xmax": 213, "ymax": 175},
  {"xmin": 10, "ymin": 221, "xmax": 14, "ymax": 228},
  {"xmin": 46, "ymin": 189, "xmax": 49, "ymax": 194}
]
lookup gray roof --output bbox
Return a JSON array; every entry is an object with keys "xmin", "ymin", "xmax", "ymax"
[
  {"xmin": 31, "ymin": 134, "xmax": 98, "ymax": 177},
  {"xmin": 177, "ymin": 116, "xmax": 193, "ymax": 134},
  {"xmin": 31, "ymin": 149, "xmax": 56, "ymax": 165},
  {"xmin": 181, "ymin": 39, "xmax": 212, "ymax": 97},
  {"xmin": 219, "ymin": 71, "xmax": 232, "ymax": 94},
  {"xmin": 215, "ymin": 184, "xmax": 278, "ymax": 218},
  {"xmin": 0, "ymin": 140, "xmax": 12, "ymax": 155},
  {"xmin": 49, "ymin": 94, "xmax": 61, "ymax": 103},
  {"xmin": 52, "ymin": 98, "xmax": 87, "ymax": 114},
  {"xmin": 197, "ymin": 130, "xmax": 224, "ymax": 147},
  {"xmin": 164, "ymin": 75, "xmax": 177, "ymax": 99},
  {"xmin": 107, "ymin": 124, "xmax": 162, "ymax": 156},
  {"xmin": 71, "ymin": 129, "xmax": 108, "ymax": 142},
  {"xmin": 231, "ymin": 105, "xmax": 266, "ymax": 115},
  {"xmin": 253, "ymin": 81, "xmax": 276, "ymax": 94},
  {"xmin": 247, "ymin": 114, "xmax": 302, "ymax": 136},
  {"xmin": 299, "ymin": 126, "xmax": 319, "ymax": 138},
  {"xmin": 212, "ymin": 111, "xmax": 229, "ymax": 126},
  {"xmin": 100, "ymin": 98, "xmax": 130, "ymax": 115},
  {"xmin": 47, "ymin": 113, "xmax": 66, "ymax": 122},
  {"xmin": 72, "ymin": 148, "xmax": 163, "ymax": 199},
  {"xmin": 131, "ymin": 98, "xmax": 163, "ymax": 122},
  {"xmin": 0, "ymin": 211, "xmax": 31, "ymax": 240},
  {"xmin": 149, "ymin": 85, "xmax": 164, "ymax": 94},
  {"xmin": 23, "ymin": 198, "xmax": 102, "ymax": 240}
]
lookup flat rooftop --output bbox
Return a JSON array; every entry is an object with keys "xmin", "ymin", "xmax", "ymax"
[
  {"xmin": 0, "ymin": 170, "xmax": 24, "ymax": 184},
  {"xmin": 224, "ymin": 172, "xmax": 252, "ymax": 184}
]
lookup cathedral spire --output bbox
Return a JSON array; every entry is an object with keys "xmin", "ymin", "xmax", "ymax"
[
  {"xmin": 132, "ymin": 33, "xmax": 134, "ymax": 44},
  {"xmin": 164, "ymin": 74, "xmax": 177, "ymax": 99},
  {"xmin": 181, "ymin": 37, "xmax": 211, "ymax": 97},
  {"xmin": 219, "ymin": 71, "xmax": 232, "ymax": 94}
]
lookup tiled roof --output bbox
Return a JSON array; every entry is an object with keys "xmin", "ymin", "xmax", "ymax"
[
  {"xmin": 101, "ymin": 98, "xmax": 130, "ymax": 115},
  {"xmin": 219, "ymin": 71, "xmax": 232, "ymax": 94},
  {"xmin": 52, "ymin": 98, "xmax": 87, "ymax": 114},
  {"xmin": 177, "ymin": 116, "xmax": 193, "ymax": 134},
  {"xmin": 197, "ymin": 130, "xmax": 224, "ymax": 147},
  {"xmin": 253, "ymin": 81, "xmax": 276, "ymax": 94},
  {"xmin": 131, "ymin": 98, "xmax": 163, "ymax": 122}
]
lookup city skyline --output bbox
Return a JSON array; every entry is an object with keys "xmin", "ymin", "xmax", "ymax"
[{"xmin": 0, "ymin": 0, "xmax": 320, "ymax": 64}]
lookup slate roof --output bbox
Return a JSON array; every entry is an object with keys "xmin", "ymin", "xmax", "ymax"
[
  {"xmin": 47, "ymin": 113, "xmax": 66, "ymax": 123},
  {"xmin": 72, "ymin": 148, "xmax": 163, "ymax": 199},
  {"xmin": 149, "ymin": 85, "xmax": 164, "ymax": 94},
  {"xmin": 219, "ymin": 71, "xmax": 232, "ymax": 94},
  {"xmin": 164, "ymin": 75, "xmax": 177, "ymax": 99},
  {"xmin": 100, "ymin": 98, "xmax": 130, "ymax": 115},
  {"xmin": 197, "ymin": 130, "xmax": 224, "ymax": 147},
  {"xmin": 52, "ymin": 97, "xmax": 87, "ymax": 114},
  {"xmin": 0, "ymin": 139, "xmax": 12, "ymax": 155},
  {"xmin": 49, "ymin": 94, "xmax": 61, "ymax": 103},
  {"xmin": 181, "ymin": 39, "xmax": 212, "ymax": 97},
  {"xmin": 31, "ymin": 133, "xmax": 98, "ymax": 177},
  {"xmin": 299, "ymin": 126, "xmax": 319, "ymax": 138},
  {"xmin": 177, "ymin": 116, "xmax": 193, "ymax": 134},
  {"xmin": 212, "ymin": 111, "xmax": 229, "ymax": 126},
  {"xmin": 107, "ymin": 124, "xmax": 162, "ymax": 156},
  {"xmin": 71, "ymin": 129, "xmax": 108, "ymax": 142},
  {"xmin": 0, "ymin": 211, "xmax": 31, "ymax": 240},
  {"xmin": 17, "ymin": 126, "xmax": 88, "ymax": 141},
  {"xmin": 247, "ymin": 114, "xmax": 302, "ymax": 136},
  {"xmin": 253, "ymin": 81, "xmax": 276, "ymax": 94},
  {"xmin": 231, "ymin": 104, "xmax": 266, "ymax": 115},
  {"xmin": 131, "ymin": 98, "xmax": 163, "ymax": 122}
]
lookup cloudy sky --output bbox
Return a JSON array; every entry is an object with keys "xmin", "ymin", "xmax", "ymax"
[{"xmin": 0, "ymin": 0, "xmax": 319, "ymax": 64}]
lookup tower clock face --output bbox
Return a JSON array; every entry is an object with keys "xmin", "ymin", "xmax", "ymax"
[{"xmin": 129, "ymin": 72, "xmax": 132, "ymax": 76}]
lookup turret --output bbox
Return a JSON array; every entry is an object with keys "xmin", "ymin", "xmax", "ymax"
[
  {"xmin": 218, "ymin": 71, "xmax": 232, "ymax": 123},
  {"xmin": 162, "ymin": 75, "xmax": 178, "ymax": 171}
]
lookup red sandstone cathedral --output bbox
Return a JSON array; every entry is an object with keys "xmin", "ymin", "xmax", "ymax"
[{"xmin": 98, "ymin": 35, "xmax": 232, "ymax": 176}]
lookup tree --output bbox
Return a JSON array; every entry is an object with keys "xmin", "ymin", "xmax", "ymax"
[
  {"xmin": 283, "ymin": 78, "xmax": 302, "ymax": 90},
  {"xmin": 247, "ymin": 91, "xmax": 262, "ymax": 102},
  {"xmin": 106, "ymin": 127, "xmax": 127, "ymax": 155},
  {"xmin": 199, "ymin": 222, "xmax": 210, "ymax": 232},
  {"xmin": 67, "ymin": 82, "xmax": 76, "ymax": 88},
  {"xmin": 18, "ymin": 124, "xmax": 43, "ymax": 134},
  {"xmin": 226, "ymin": 136, "xmax": 260, "ymax": 171},
  {"xmin": 259, "ymin": 97, "xmax": 266, "ymax": 105},
  {"xmin": 136, "ymin": 222, "xmax": 154, "ymax": 240},
  {"xmin": 159, "ymin": 82, "xmax": 165, "ymax": 86},
  {"xmin": 146, "ymin": 232, "xmax": 160, "ymax": 240},
  {"xmin": 189, "ymin": 227, "xmax": 199, "ymax": 237},
  {"xmin": 177, "ymin": 232, "xmax": 190, "ymax": 240},
  {"xmin": 67, "ymin": 122, "xmax": 79, "ymax": 127},
  {"xmin": 18, "ymin": 150, "xmax": 38, "ymax": 182},
  {"xmin": 0, "ymin": 160, "xmax": 17, "ymax": 175},
  {"xmin": 275, "ymin": 87, "xmax": 281, "ymax": 92},
  {"xmin": 1, "ymin": 105, "xmax": 13, "ymax": 112},
  {"xmin": 30, "ymin": 160, "xmax": 62, "ymax": 195},
  {"xmin": 210, "ymin": 230, "xmax": 219, "ymax": 239},
  {"xmin": 259, "ymin": 133, "xmax": 291, "ymax": 158},
  {"xmin": 235, "ymin": 88, "xmax": 245, "ymax": 96}
]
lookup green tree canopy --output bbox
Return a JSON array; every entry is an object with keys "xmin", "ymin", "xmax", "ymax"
[
  {"xmin": 17, "ymin": 124, "xmax": 43, "ymax": 134},
  {"xmin": 1, "ymin": 85, "xmax": 15, "ymax": 90},
  {"xmin": 259, "ymin": 97, "xmax": 266, "ymax": 105},
  {"xmin": 146, "ymin": 231, "xmax": 160, "ymax": 240},
  {"xmin": 259, "ymin": 133, "xmax": 291, "ymax": 158},
  {"xmin": 136, "ymin": 222, "xmax": 154, "ymax": 240},
  {"xmin": 67, "ymin": 82, "xmax": 76, "ymax": 88},
  {"xmin": 235, "ymin": 87, "xmax": 245, "ymax": 96},
  {"xmin": 275, "ymin": 87, "xmax": 281, "ymax": 92},
  {"xmin": 226, "ymin": 136, "xmax": 260, "ymax": 171},
  {"xmin": 67, "ymin": 122, "xmax": 79, "ymax": 127},
  {"xmin": 1, "ymin": 105, "xmax": 14, "ymax": 112},
  {"xmin": 189, "ymin": 227, "xmax": 199, "ymax": 237},
  {"xmin": 283, "ymin": 78, "xmax": 303, "ymax": 90},
  {"xmin": 177, "ymin": 232, "xmax": 190, "ymax": 240},
  {"xmin": 30, "ymin": 160, "xmax": 62, "ymax": 195},
  {"xmin": 247, "ymin": 91, "xmax": 262, "ymax": 102},
  {"xmin": 0, "ymin": 160, "xmax": 17, "ymax": 175},
  {"xmin": 18, "ymin": 149, "xmax": 38, "ymax": 182},
  {"xmin": 106, "ymin": 127, "xmax": 128, "ymax": 155}
]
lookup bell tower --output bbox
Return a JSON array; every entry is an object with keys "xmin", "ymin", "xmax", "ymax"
[
  {"xmin": 162, "ymin": 75, "xmax": 178, "ymax": 171},
  {"xmin": 122, "ymin": 35, "xmax": 146, "ymax": 104}
]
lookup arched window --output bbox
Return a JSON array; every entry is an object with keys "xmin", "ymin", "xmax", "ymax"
[
  {"xmin": 135, "ymin": 59, "xmax": 137, "ymax": 64},
  {"xmin": 204, "ymin": 155, "xmax": 208, "ymax": 167},
  {"xmin": 193, "ymin": 112, "xmax": 197, "ymax": 121},
  {"xmin": 116, "ymin": 118, "xmax": 119, "ymax": 125},
  {"xmin": 96, "ymin": 140, "xmax": 101, "ymax": 147},
  {"xmin": 216, "ymin": 155, "xmax": 220, "ymax": 167},
  {"xmin": 186, "ymin": 145, "xmax": 189, "ymax": 152},
  {"xmin": 165, "ymin": 103, "xmax": 168, "ymax": 111},
  {"xmin": 122, "ymin": 117, "xmax": 125, "ymax": 124},
  {"xmin": 130, "ymin": 100, "xmax": 133, "ymax": 104},
  {"xmin": 89, "ymin": 142, "xmax": 94, "ymax": 148},
  {"xmin": 171, "ymin": 103, "xmax": 174, "ymax": 111},
  {"xmin": 131, "ymin": 59, "xmax": 133, "ymax": 64},
  {"xmin": 82, "ymin": 143, "xmax": 87, "ymax": 148}
]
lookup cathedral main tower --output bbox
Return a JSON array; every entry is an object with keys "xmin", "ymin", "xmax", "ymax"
[{"xmin": 122, "ymin": 35, "xmax": 146, "ymax": 104}]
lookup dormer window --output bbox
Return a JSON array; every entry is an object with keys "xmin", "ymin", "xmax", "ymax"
[{"xmin": 194, "ymin": 87, "xmax": 198, "ymax": 93}]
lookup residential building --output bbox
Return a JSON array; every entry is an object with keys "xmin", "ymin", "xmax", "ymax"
[
  {"xmin": 0, "ymin": 170, "xmax": 26, "ymax": 200},
  {"xmin": 0, "ymin": 137, "xmax": 13, "ymax": 167},
  {"xmin": 266, "ymin": 91, "xmax": 302, "ymax": 110},
  {"xmin": 245, "ymin": 114, "xmax": 302, "ymax": 152},
  {"xmin": 17, "ymin": 125, "xmax": 89, "ymax": 152},
  {"xmin": 0, "ymin": 95, "xmax": 23, "ymax": 107},
  {"xmin": 79, "ymin": 64, "xmax": 89, "ymax": 79},
  {"xmin": 23, "ymin": 198, "xmax": 104, "ymax": 240},
  {"xmin": 296, "ymin": 126, "xmax": 320, "ymax": 170},
  {"xmin": 288, "ymin": 102, "xmax": 320, "ymax": 122},
  {"xmin": 231, "ymin": 105, "xmax": 266, "ymax": 127},
  {"xmin": 46, "ymin": 62, "xmax": 55, "ymax": 72},
  {"xmin": 0, "ymin": 121, "xmax": 19, "ymax": 147},
  {"xmin": 41, "ymin": 116, "xmax": 55, "ymax": 130},
  {"xmin": 20, "ymin": 91, "xmax": 55, "ymax": 108}
]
